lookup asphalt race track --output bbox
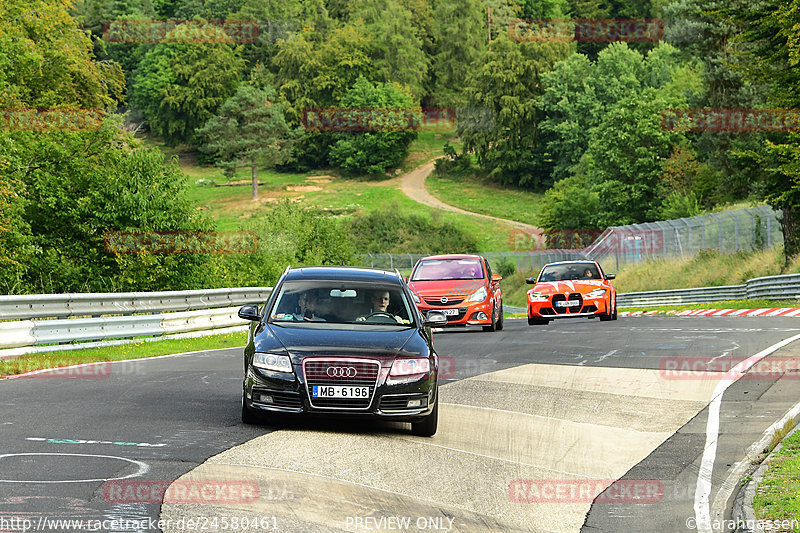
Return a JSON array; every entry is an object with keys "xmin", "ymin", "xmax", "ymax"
[{"xmin": 2, "ymin": 316, "xmax": 800, "ymax": 533}]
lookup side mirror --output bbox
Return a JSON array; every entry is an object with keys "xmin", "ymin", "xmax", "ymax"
[
  {"xmin": 238, "ymin": 304, "xmax": 261, "ymax": 321},
  {"xmin": 525, "ymin": 277, "xmax": 538, "ymax": 284},
  {"xmin": 492, "ymin": 274, "xmax": 502, "ymax": 282},
  {"xmin": 605, "ymin": 273, "xmax": 616, "ymax": 280},
  {"xmin": 423, "ymin": 311, "xmax": 448, "ymax": 327}
]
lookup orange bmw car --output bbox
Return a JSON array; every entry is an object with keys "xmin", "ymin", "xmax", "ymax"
[
  {"xmin": 408, "ymin": 254, "xmax": 503, "ymax": 331},
  {"xmin": 526, "ymin": 260, "xmax": 617, "ymax": 325}
]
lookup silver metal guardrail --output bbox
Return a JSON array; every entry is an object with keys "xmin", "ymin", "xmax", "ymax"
[
  {"xmin": 617, "ymin": 274, "xmax": 800, "ymax": 308},
  {"xmin": 0, "ymin": 287, "xmax": 272, "ymax": 358},
  {"xmin": 0, "ymin": 287, "xmax": 273, "ymax": 321}
]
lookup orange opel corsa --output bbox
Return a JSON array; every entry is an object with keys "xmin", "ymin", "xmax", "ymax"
[
  {"xmin": 408, "ymin": 254, "xmax": 503, "ymax": 332},
  {"xmin": 526, "ymin": 260, "xmax": 617, "ymax": 325}
]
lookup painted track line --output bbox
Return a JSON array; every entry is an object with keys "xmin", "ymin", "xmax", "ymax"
[{"xmin": 693, "ymin": 332, "xmax": 800, "ymax": 533}]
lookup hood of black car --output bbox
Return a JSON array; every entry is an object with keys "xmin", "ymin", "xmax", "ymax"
[{"xmin": 262, "ymin": 324, "xmax": 420, "ymax": 360}]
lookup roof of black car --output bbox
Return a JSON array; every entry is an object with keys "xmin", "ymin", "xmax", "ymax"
[{"xmin": 284, "ymin": 266, "xmax": 402, "ymax": 283}]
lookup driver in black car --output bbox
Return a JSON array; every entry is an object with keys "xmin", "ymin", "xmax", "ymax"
[
  {"xmin": 357, "ymin": 289, "xmax": 404, "ymax": 323},
  {"xmin": 297, "ymin": 289, "xmax": 326, "ymax": 321}
]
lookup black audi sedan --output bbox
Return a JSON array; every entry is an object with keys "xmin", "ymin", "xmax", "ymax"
[{"xmin": 237, "ymin": 266, "xmax": 447, "ymax": 437}]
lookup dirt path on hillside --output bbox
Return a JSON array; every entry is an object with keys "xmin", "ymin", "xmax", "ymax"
[{"xmin": 399, "ymin": 159, "xmax": 543, "ymax": 235}]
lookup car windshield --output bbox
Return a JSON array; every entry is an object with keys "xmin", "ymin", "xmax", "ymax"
[
  {"xmin": 268, "ymin": 281, "xmax": 415, "ymax": 326},
  {"xmin": 411, "ymin": 259, "xmax": 485, "ymax": 281},
  {"xmin": 538, "ymin": 263, "xmax": 600, "ymax": 282}
]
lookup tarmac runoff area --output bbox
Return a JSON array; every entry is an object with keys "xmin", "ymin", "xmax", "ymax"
[{"xmin": 160, "ymin": 364, "xmax": 720, "ymax": 533}]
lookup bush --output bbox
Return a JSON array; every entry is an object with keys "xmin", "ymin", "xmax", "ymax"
[
  {"xmin": 434, "ymin": 141, "xmax": 472, "ymax": 175},
  {"xmin": 203, "ymin": 200, "xmax": 356, "ymax": 288},
  {"xmin": 537, "ymin": 174, "xmax": 601, "ymax": 232},
  {"xmin": 0, "ymin": 117, "xmax": 211, "ymax": 294},
  {"xmin": 349, "ymin": 205, "xmax": 479, "ymax": 254},
  {"xmin": 497, "ymin": 258, "xmax": 517, "ymax": 277},
  {"xmin": 327, "ymin": 77, "xmax": 418, "ymax": 176}
]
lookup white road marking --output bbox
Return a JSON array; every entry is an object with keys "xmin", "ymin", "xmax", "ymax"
[
  {"xmin": 25, "ymin": 437, "xmax": 166, "ymax": 447},
  {"xmin": 0, "ymin": 453, "xmax": 149, "ymax": 483},
  {"xmin": 595, "ymin": 349, "xmax": 618, "ymax": 363},
  {"xmin": 694, "ymin": 332, "xmax": 800, "ymax": 533},
  {"xmin": 709, "ymin": 398, "xmax": 800, "ymax": 526}
]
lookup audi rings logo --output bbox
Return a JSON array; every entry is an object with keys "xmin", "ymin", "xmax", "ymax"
[
  {"xmin": 440, "ymin": 297, "xmax": 448, "ymax": 304},
  {"xmin": 326, "ymin": 366, "xmax": 357, "ymax": 378}
]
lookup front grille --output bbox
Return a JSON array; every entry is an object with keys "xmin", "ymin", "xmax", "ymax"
[
  {"xmin": 252, "ymin": 388, "xmax": 303, "ymax": 409},
  {"xmin": 424, "ymin": 297, "xmax": 465, "ymax": 306},
  {"xmin": 303, "ymin": 359, "xmax": 380, "ymax": 410},
  {"xmin": 551, "ymin": 293, "xmax": 583, "ymax": 314},
  {"xmin": 380, "ymin": 395, "xmax": 428, "ymax": 411}
]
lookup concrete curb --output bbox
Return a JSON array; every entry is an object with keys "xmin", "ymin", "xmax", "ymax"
[{"xmin": 620, "ymin": 308, "xmax": 800, "ymax": 317}]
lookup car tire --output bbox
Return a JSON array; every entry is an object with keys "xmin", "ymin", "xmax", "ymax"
[
  {"xmin": 482, "ymin": 303, "xmax": 497, "ymax": 332},
  {"xmin": 528, "ymin": 317, "xmax": 549, "ymax": 325},
  {"xmin": 496, "ymin": 302, "xmax": 504, "ymax": 331},
  {"xmin": 612, "ymin": 303, "xmax": 618, "ymax": 320},
  {"xmin": 599, "ymin": 310, "xmax": 613, "ymax": 321},
  {"xmin": 411, "ymin": 394, "xmax": 438, "ymax": 437},
  {"xmin": 241, "ymin": 392, "xmax": 261, "ymax": 425}
]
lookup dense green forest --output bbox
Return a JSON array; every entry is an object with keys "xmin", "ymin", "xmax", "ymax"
[{"xmin": 0, "ymin": 0, "xmax": 798, "ymax": 293}]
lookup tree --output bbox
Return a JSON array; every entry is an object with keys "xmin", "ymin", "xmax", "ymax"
[
  {"xmin": 586, "ymin": 88, "xmax": 688, "ymax": 226},
  {"xmin": 349, "ymin": 0, "xmax": 430, "ymax": 100},
  {"xmin": 0, "ymin": 116, "xmax": 211, "ymax": 294},
  {"xmin": 460, "ymin": 35, "xmax": 571, "ymax": 190},
  {"xmin": 327, "ymin": 77, "xmax": 418, "ymax": 176},
  {"xmin": 662, "ymin": 0, "xmax": 769, "ymax": 202},
  {"xmin": 430, "ymin": 0, "xmax": 487, "ymax": 108},
  {"xmin": 0, "ymin": 0, "xmax": 124, "ymax": 109},
  {"xmin": 130, "ymin": 21, "xmax": 244, "ymax": 146},
  {"xmin": 731, "ymin": 0, "xmax": 800, "ymax": 262},
  {"xmin": 197, "ymin": 84, "xmax": 294, "ymax": 200}
]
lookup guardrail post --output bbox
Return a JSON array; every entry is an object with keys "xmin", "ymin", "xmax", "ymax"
[
  {"xmin": 744, "ymin": 208, "xmax": 756, "ymax": 250},
  {"xmin": 728, "ymin": 211, "xmax": 739, "ymax": 250},
  {"xmin": 709, "ymin": 213, "xmax": 722, "ymax": 252}
]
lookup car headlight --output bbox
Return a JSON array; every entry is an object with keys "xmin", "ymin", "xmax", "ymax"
[
  {"xmin": 390, "ymin": 358, "xmax": 431, "ymax": 377},
  {"xmin": 252, "ymin": 352, "xmax": 293, "ymax": 373},
  {"xmin": 528, "ymin": 291, "xmax": 549, "ymax": 301},
  {"xmin": 465, "ymin": 286, "xmax": 487, "ymax": 303},
  {"xmin": 585, "ymin": 288, "xmax": 607, "ymax": 299}
]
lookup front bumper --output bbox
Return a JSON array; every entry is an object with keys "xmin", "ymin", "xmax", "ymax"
[
  {"xmin": 528, "ymin": 296, "xmax": 610, "ymax": 319},
  {"xmin": 244, "ymin": 360, "xmax": 437, "ymax": 421},
  {"xmin": 416, "ymin": 300, "xmax": 493, "ymax": 326}
]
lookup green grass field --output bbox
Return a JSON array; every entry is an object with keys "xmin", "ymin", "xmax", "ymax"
[
  {"xmin": 0, "ymin": 331, "xmax": 247, "ymax": 379},
  {"xmin": 144, "ymin": 131, "xmax": 521, "ymax": 251},
  {"xmin": 754, "ymin": 428, "xmax": 800, "ymax": 532},
  {"xmin": 426, "ymin": 172, "xmax": 544, "ymax": 226}
]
